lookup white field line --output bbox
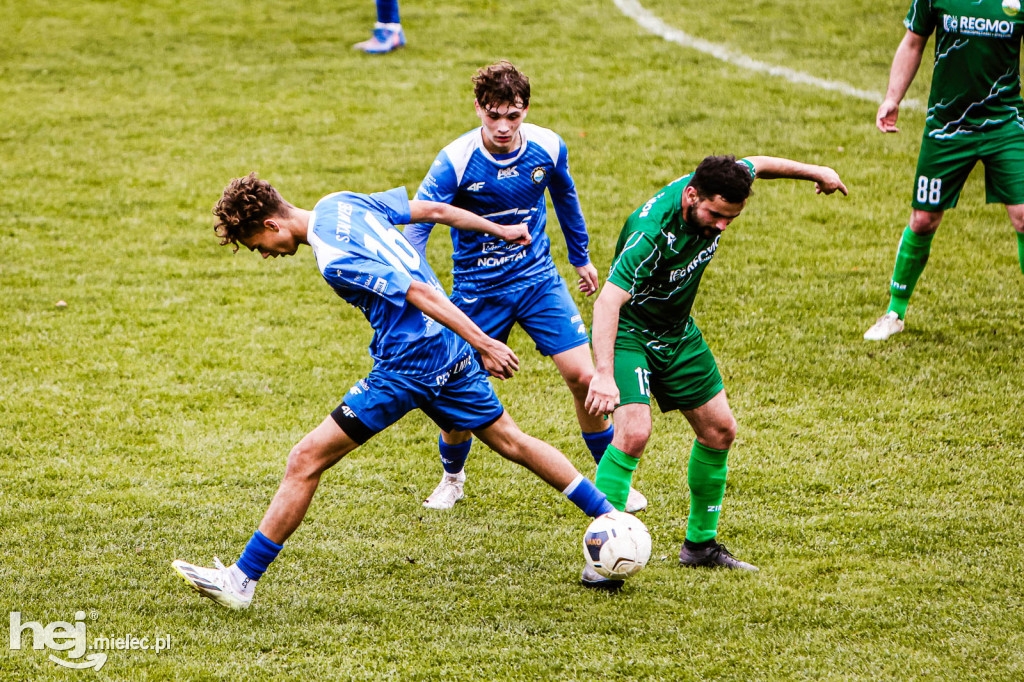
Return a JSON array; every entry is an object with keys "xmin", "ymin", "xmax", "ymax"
[{"xmin": 612, "ymin": 0, "xmax": 924, "ymax": 111}]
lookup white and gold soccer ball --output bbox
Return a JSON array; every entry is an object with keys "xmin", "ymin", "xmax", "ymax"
[{"xmin": 583, "ymin": 511, "xmax": 652, "ymax": 580}]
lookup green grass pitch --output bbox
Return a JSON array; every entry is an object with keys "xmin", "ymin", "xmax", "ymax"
[{"xmin": 2, "ymin": 0, "xmax": 1023, "ymax": 678}]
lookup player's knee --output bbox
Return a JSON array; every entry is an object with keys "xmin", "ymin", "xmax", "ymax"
[
  {"xmin": 701, "ymin": 416, "xmax": 737, "ymax": 451},
  {"xmin": 284, "ymin": 441, "xmax": 327, "ymax": 481},
  {"xmin": 497, "ymin": 433, "xmax": 533, "ymax": 464},
  {"xmin": 441, "ymin": 429, "xmax": 472, "ymax": 445},
  {"xmin": 615, "ymin": 424, "xmax": 650, "ymax": 458},
  {"xmin": 1008, "ymin": 210, "xmax": 1024, "ymax": 232},
  {"xmin": 909, "ymin": 211, "xmax": 942, "ymax": 235},
  {"xmin": 566, "ymin": 372, "xmax": 593, "ymax": 401},
  {"xmin": 721, "ymin": 416, "xmax": 738, "ymax": 448}
]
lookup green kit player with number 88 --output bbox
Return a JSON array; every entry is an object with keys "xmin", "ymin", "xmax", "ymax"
[{"xmin": 865, "ymin": 0, "xmax": 1024, "ymax": 341}]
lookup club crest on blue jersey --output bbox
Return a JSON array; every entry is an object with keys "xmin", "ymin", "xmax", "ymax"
[{"xmin": 530, "ymin": 167, "xmax": 547, "ymax": 184}]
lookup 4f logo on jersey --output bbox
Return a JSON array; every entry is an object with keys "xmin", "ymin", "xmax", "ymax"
[
  {"xmin": 497, "ymin": 166, "xmax": 519, "ymax": 180},
  {"xmin": 530, "ymin": 167, "xmax": 547, "ymax": 184},
  {"xmin": 466, "ymin": 182, "xmax": 486, "ymax": 192}
]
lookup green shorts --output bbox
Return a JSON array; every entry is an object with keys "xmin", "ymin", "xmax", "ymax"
[
  {"xmin": 913, "ymin": 127, "xmax": 1024, "ymax": 211},
  {"xmin": 613, "ymin": 321, "xmax": 723, "ymax": 413}
]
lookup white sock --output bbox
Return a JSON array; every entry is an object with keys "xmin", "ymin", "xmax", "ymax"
[{"xmin": 228, "ymin": 564, "xmax": 257, "ymax": 596}]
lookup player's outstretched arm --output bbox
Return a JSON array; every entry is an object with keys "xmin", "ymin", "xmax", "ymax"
[
  {"xmin": 585, "ymin": 282, "xmax": 631, "ymax": 417},
  {"xmin": 745, "ymin": 157, "xmax": 849, "ymax": 196},
  {"xmin": 877, "ymin": 30, "xmax": 928, "ymax": 133},
  {"xmin": 409, "ymin": 200, "xmax": 532, "ymax": 246},
  {"xmin": 405, "ymin": 281, "xmax": 520, "ymax": 380}
]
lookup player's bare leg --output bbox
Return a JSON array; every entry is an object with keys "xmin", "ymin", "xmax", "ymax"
[
  {"xmin": 681, "ymin": 390, "xmax": 736, "ymax": 452},
  {"xmin": 422, "ymin": 346, "xmax": 599, "ymax": 511},
  {"xmin": 608, "ymin": 403, "xmax": 653, "ymax": 457},
  {"xmin": 469, "ymin": 410, "xmax": 613, "ymax": 519},
  {"xmin": 551, "ymin": 344, "xmax": 606, "ymax": 433},
  {"xmin": 552, "ymin": 346, "xmax": 647, "ymax": 512},
  {"xmin": 173, "ymin": 417, "xmax": 359, "ymax": 609},
  {"xmin": 257, "ymin": 417, "xmax": 360, "ymax": 543},
  {"xmin": 472, "ymin": 411, "xmax": 578, "ymax": 490}
]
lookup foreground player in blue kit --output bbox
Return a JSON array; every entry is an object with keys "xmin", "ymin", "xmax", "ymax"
[
  {"xmin": 405, "ymin": 61, "xmax": 646, "ymax": 513},
  {"xmin": 172, "ymin": 174, "xmax": 614, "ymax": 610}
]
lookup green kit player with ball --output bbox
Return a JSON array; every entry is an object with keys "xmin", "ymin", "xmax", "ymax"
[{"xmin": 582, "ymin": 155, "xmax": 847, "ymax": 588}]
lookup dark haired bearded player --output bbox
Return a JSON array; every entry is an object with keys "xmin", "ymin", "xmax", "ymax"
[{"xmin": 582, "ymin": 155, "xmax": 847, "ymax": 588}]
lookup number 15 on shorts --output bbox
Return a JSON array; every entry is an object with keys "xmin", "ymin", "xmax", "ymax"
[
  {"xmin": 917, "ymin": 176, "xmax": 942, "ymax": 205},
  {"xmin": 635, "ymin": 367, "xmax": 651, "ymax": 396}
]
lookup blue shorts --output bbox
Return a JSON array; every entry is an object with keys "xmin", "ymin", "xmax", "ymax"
[
  {"xmin": 451, "ymin": 272, "xmax": 590, "ymax": 357},
  {"xmin": 333, "ymin": 353, "xmax": 504, "ymax": 442}
]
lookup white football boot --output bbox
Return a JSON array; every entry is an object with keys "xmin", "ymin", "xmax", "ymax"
[
  {"xmin": 423, "ymin": 471, "xmax": 466, "ymax": 510},
  {"xmin": 580, "ymin": 562, "xmax": 624, "ymax": 590},
  {"xmin": 352, "ymin": 23, "xmax": 406, "ymax": 54},
  {"xmin": 625, "ymin": 487, "xmax": 648, "ymax": 513},
  {"xmin": 171, "ymin": 557, "xmax": 254, "ymax": 610},
  {"xmin": 864, "ymin": 311, "xmax": 904, "ymax": 341}
]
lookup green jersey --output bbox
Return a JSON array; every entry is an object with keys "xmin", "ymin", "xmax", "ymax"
[
  {"xmin": 905, "ymin": 0, "xmax": 1024, "ymax": 139},
  {"xmin": 606, "ymin": 159, "xmax": 756, "ymax": 343}
]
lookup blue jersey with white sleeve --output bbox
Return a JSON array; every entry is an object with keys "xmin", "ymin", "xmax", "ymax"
[
  {"xmin": 307, "ymin": 188, "xmax": 468, "ymax": 375},
  {"xmin": 405, "ymin": 123, "xmax": 590, "ymax": 296}
]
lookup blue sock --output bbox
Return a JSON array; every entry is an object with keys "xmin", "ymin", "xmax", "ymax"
[
  {"xmin": 376, "ymin": 0, "xmax": 400, "ymax": 24},
  {"xmin": 235, "ymin": 530, "xmax": 284, "ymax": 582},
  {"xmin": 582, "ymin": 425, "xmax": 614, "ymax": 464},
  {"xmin": 563, "ymin": 475, "xmax": 615, "ymax": 517},
  {"xmin": 439, "ymin": 435, "xmax": 471, "ymax": 474}
]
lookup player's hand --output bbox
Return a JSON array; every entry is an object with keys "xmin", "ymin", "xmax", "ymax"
[
  {"xmin": 585, "ymin": 372, "xmax": 619, "ymax": 417},
  {"xmin": 478, "ymin": 338, "xmax": 520, "ymax": 380},
  {"xmin": 499, "ymin": 223, "xmax": 532, "ymax": 246},
  {"xmin": 575, "ymin": 262, "xmax": 599, "ymax": 296},
  {"xmin": 814, "ymin": 167, "xmax": 849, "ymax": 196},
  {"xmin": 876, "ymin": 98, "xmax": 901, "ymax": 133}
]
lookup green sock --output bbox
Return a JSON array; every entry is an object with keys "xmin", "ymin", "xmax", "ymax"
[
  {"xmin": 887, "ymin": 226, "xmax": 933, "ymax": 319},
  {"xmin": 1017, "ymin": 232, "xmax": 1024, "ymax": 276},
  {"xmin": 594, "ymin": 444, "xmax": 638, "ymax": 512},
  {"xmin": 686, "ymin": 440, "xmax": 729, "ymax": 543}
]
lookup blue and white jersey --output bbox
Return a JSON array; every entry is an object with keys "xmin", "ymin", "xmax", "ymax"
[
  {"xmin": 307, "ymin": 188, "xmax": 468, "ymax": 375},
  {"xmin": 405, "ymin": 122, "xmax": 590, "ymax": 296}
]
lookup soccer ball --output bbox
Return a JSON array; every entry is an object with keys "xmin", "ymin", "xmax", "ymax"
[{"xmin": 583, "ymin": 511, "xmax": 652, "ymax": 579}]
